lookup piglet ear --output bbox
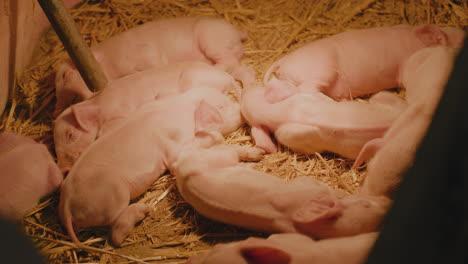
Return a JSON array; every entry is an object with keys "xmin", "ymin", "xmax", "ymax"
[
  {"xmin": 194, "ymin": 100, "xmax": 223, "ymax": 134},
  {"xmin": 241, "ymin": 246, "xmax": 291, "ymax": 264},
  {"xmin": 264, "ymin": 77, "xmax": 297, "ymax": 104},
  {"xmin": 71, "ymin": 103, "xmax": 100, "ymax": 132},
  {"xmin": 413, "ymin": 24, "xmax": 448, "ymax": 46},
  {"xmin": 292, "ymin": 196, "xmax": 341, "ymax": 225}
]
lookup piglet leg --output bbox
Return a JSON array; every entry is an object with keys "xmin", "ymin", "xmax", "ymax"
[
  {"xmin": 352, "ymin": 138, "xmax": 384, "ymax": 169},
  {"xmin": 274, "ymin": 123, "xmax": 323, "ymax": 154},
  {"xmin": 368, "ymin": 91, "xmax": 406, "ymax": 107},
  {"xmin": 111, "ymin": 203, "xmax": 149, "ymax": 246},
  {"xmin": 229, "ymin": 145, "xmax": 265, "ymax": 162},
  {"xmin": 275, "ymin": 123, "xmax": 366, "ymax": 159},
  {"xmin": 251, "ymin": 126, "xmax": 277, "ymax": 153},
  {"xmin": 360, "ymin": 105, "xmax": 431, "ymax": 197}
]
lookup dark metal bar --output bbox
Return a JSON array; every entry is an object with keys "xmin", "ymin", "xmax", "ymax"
[{"xmin": 37, "ymin": 0, "xmax": 107, "ymax": 92}]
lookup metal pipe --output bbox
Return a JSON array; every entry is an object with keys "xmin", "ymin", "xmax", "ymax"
[{"xmin": 37, "ymin": 0, "xmax": 107, "ymax": 92}]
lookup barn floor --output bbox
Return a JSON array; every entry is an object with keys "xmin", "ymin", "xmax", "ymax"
[{"xmin": 1, "ymin": 0, "xmax": 466, "ymax": 263}]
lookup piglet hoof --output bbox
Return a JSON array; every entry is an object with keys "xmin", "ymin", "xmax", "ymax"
[
  {"xmin": 111, "ymin": 203, "xmax": 149, "ymax": 246},
  {"xmin": 235, "ymin": 146, "xmax": 265, "ymax": 162},
  {"xmin": 352, "ymin": 138, "xmax": 384, "ymax": 169}
]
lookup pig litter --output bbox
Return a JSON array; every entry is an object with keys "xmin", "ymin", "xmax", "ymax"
[{"xmin": 1, "ymin": 0, "xmax": 466, "ymax": 263}]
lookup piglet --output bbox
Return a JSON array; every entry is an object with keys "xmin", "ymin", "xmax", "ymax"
[
  {"xmin": 55, "ymin": 17, "xmax": 254, "ymax": 115},
  {"xmin": 263, "ymin": 24, "xmax": 464, "ymax": 103},
  {"xmin": 59, "ymin": 87, "xmax": 242, "ymax": 245},
  {"xmin": 188, "ymin": 232, "xmax": 378, "ymax": 264},
  {"xmin": 241, "ymin": 84, "xmax": 407, "ymax": 158},
  {"xmin": 172, "ymin": 143, "xmax": 391, "ymax": 240},
  {"xmin": 353, "ymin": 46, "xmax": 457, "ymax": 197},
  {"xmin": 54, "ymin": 61, "xmax": 239, "ymax": 172},
  {"xmin": 0, "ymin": 132, "xmax": 63, "ymax": 220}
]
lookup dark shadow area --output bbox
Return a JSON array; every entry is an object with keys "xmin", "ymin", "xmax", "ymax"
[
  {"xmin": 0, "ymin": 218, "xmax": 44, "ymax": 263},
  {"xmin": 365, "ymin": 39, "xmax": 467, "ymax": 264}
]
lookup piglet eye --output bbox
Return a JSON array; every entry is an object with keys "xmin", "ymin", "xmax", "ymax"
[{"xmin": 66, "ymin": 132, "xmax": 74, "ymax": 142}]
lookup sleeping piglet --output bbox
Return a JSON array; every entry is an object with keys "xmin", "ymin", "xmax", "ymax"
[
  {"xmin": 172, "ymin": 143, "xmax": 391, "ymax": 240},
  {"xmin": 54, "ymin": 61, "xmax": 239, "ymax": 173},
  {"xmin": 55, "ymin": 16, "xmax": 254, "ymax": 115},
  {"xmin": 59, "ymin": 87, "xmax": 242, "ymax": 246},
  {"xmin": 352, "ymin": 46, "xmax": 457, "ymax": 197},
  {"xmin": 241, "ymin": 85, "xmax": 407, "ymax": 158},
  {"xmin": 188, "ymin": 232, "xmax": 378, "ymax": 264},
  {"xmin": 263, "ymin": 24, "xmax": 464, "ymax": 103},
  {"xmin": 0, "ymin": 132, "xmax": 62, "ymax": 220}
]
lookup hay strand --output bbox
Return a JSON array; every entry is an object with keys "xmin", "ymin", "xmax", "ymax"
[{"xmin": 29, "ymin": 236, "xmax": 152, "ymax": 264}]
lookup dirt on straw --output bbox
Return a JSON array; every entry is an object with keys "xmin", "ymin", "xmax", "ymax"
[{"xmin": 1, "ymin": 0, "xmax": 466, "ymax": 263}]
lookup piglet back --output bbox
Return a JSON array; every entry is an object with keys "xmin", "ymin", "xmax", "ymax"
[{"xmin": 0, "ymin": 132, "xmax": 63, "ymax": 220}]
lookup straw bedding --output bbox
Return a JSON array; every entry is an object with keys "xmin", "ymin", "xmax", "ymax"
[{"xmin": 1, "ymin": 0, "xmax": 466, "ymax": 263}]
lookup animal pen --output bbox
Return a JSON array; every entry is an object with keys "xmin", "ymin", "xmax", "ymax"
[{"xmin": 0, "ymin": 0, "xmax": 466, "ymax": 263}]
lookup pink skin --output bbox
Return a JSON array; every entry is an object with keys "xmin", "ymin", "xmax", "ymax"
[
  {"xmin": 241, "ymin": 85, "xmax": 407, "ymax": 158},
  {"xmin": 353, "ymin": 46, "xmax": 457, "ymax": 197},
  {"xmin": 54, "ymin": 63, "xmax": 94, "ymax": 117},
  {"xmin": 188, "ymin": 232, "xmax": 378, "ymax": 264},
  {"xmin": 54, "ymin": 61, "xmax": 240, "ymax": 172},
  {"xmin": 439, "ymin": 27, "xmax": 466, "ymax": 49},
  {"xmin": 263, "ymin": 24, "xmax": 463, "ymax": 103},
  {"xmin": 173, "ymin": 143, "xmax": 391, "ymax": 240},
  {"xmin": 0, "ymin": 132, "xmax": 63, "ymax": 220},
  {"xmin": 59, "ymin": 87, "xmax": 242, "ymax": 246},
  {"xmin": 401, "ymin": 46, "xmax": 458, "ymax": 106},
  {"xmin": 55, "ymin": 17, "xmax": 254, "ymax": 115}
]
